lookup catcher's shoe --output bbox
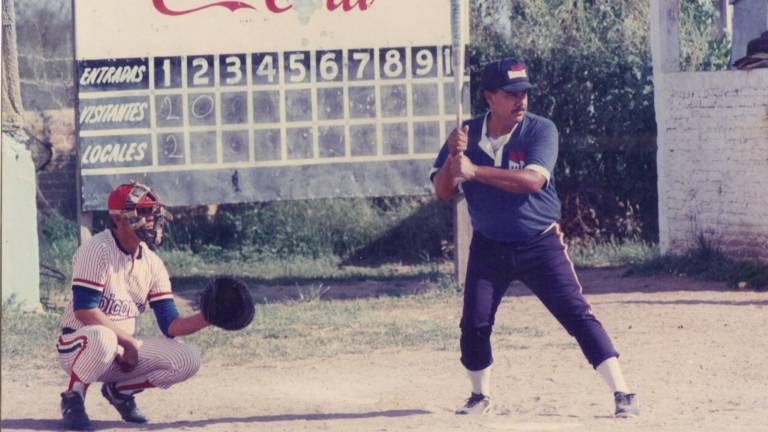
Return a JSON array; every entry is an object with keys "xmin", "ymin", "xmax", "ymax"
[
  {"xmin": 614, "ymin": 392, "xmax": 640, "ymax": 418},
  {"xmin": 101, "ymin": 383, "xmax": 149, "ymax": 423},
  {"xmin": 455, "ymin": 393, "xmax": 492, "ymax": 415},
  {"xmin": 60, "ymin": 391, "xmax": 93, "ymax": 431}
]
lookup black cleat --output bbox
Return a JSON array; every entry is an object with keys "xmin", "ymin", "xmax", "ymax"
[
  {"xmin": 101, "ymin": 382, "xmax": 149, "ymax": 423},
  {"xmin": 614, "ymin": 391, "xmax": 640, "ymax": 418},
  {"xmin": 455, "ymin": 392, "xmax": 493, "ymax": 415},
  {"xmin": 60, "ymin": 391, "xmax": 93, "ymax": 431}
]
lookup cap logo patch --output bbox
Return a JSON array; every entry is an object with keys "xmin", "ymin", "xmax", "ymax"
[{"xmin": 507, "ymin": 68, "xmax": 527, "ymax": 80}]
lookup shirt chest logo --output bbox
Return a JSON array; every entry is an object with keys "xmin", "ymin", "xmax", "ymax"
[
  {"xmin": 99, "ymin": 292, "xmax": 140, "ymax": 318},
  {"xmin": 508, "ymin": 150, "xmax": 526, "ymax": 170}
]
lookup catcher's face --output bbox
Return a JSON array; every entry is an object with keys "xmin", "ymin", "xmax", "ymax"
[
  {"xmin": 113, "ymin": 204, "xmax": 170, "ymax": 249},
  {"xmin": 135, "ymin": 206, "xmax": 158, "ymax": 229},
  {"xmin": 111, "ymin": 215, "xmax": 142, "ymax": 249},
  {"xmin": 133, "ymin": 205, "xmax": 170, "ymax": 249},
  {"xmin": 485, "ymin": 89, "xmax": 527, "ymax": 129}
]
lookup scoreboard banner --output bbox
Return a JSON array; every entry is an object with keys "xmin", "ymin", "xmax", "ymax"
[{"xmin": 74, "ymin": 0, "xmax": 470, "ymax": 210}]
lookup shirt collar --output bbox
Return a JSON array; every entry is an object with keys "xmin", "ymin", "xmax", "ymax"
[
  {"xmin": 109, "ymin": 229, "xmax": 143, "ymax": 259},
  {"xmin": 479, "ymin": 112, "xmax": 519, "ymax": 165}
]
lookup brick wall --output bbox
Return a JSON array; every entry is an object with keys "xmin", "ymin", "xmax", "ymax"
[
  {"xmin": 657, "ymin": 69, "xmax": 768, "ymax": 263},
  {"xmin": 14, "ymin": 0, "xmax": 74, "ymax": 111}
]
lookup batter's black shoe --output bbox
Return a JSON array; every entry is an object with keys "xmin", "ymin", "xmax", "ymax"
[
  {"xmin": 614, "ymin": 392, "xmax": 640, "ymax": 418},
  {"xmin": 60, "ymin": 391, "xmax": 93, "ymax": 431},
  {"xmin": 101, "ymin": 382, "xmax": 149, "ymax": 423},
  {"xmin": 455, "ymin": 393, "xmax": 492, "ymax": 415}
]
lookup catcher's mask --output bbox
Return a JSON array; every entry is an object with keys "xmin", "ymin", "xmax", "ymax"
[{"xmin": 107, "ymin": 182, "xmax": 173, "ymax": 249}]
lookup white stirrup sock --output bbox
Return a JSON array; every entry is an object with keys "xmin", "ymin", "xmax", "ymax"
[
  {"xmin": 596, "ymin": 357, "xmax": 630, "ymax": 393},
  {"xmin": 467, "ymin": 367, "xmax": 492, "ymax": 396},
  {"xmin": 70, "ymin": 380, "xmax": 88, "ymax": 398}
]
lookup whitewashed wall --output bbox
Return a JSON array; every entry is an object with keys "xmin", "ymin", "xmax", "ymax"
[{"xmin": 656, "ymin": 69, "xmax": 768, "ymax": 262}]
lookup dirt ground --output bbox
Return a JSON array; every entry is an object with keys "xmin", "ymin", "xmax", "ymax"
[{"xmin": 2, "ymin": 268, "xmax": 767, "ymax": 432}]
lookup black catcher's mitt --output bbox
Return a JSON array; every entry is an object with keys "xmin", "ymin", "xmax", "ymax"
[{"xmin": 199, "ymin": 276, "xmax": 255, "ymax": 331}]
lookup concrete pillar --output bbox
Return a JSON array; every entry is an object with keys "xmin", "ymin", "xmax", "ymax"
[
  {"xmin": 650, "ymin": 0, "xmax": 680, "ymax": 254},
  {"xmin": 2, "ymin": 132, "xmax": 42, "ymax": 312}
]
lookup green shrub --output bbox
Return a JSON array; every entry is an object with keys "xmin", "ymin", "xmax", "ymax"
[
  {"xmin": 678, "ymin": 0, "xmax": 731, "ymax": 71},
  {"xmin": 162, "ymin": 196, "xmax": 451, "ymax": 262},
  {"xmin": 626, "ymin": 235, "xmax": 768, "ymax": 290},
  {"xmin": 38, "ymin": 211, "xmax": 78, "ymax": 308}
]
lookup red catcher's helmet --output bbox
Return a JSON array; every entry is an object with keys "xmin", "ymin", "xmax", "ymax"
[{"xmin": 107, "ymin": 182, "xmax": 173, "ymax": 248}]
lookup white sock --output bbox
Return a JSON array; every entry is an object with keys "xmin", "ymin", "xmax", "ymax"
[
  {"xmin": 467, "ymin": 367, "xmax": 491, "ymax": 397},
  {"xmin": 71, "ymin": 381, "xmax": 87, "ymax": 398},
  {"xmin": 596, "ymin": 357, "xmax": 630, "ymax": 393}
]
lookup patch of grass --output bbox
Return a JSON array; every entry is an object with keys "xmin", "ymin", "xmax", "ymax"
[
  {"xmin": 1, "ymin": 298, "xmax": 61, "ymax": 370},
  {"xmin": 625, "ymin": 236, "xmax": 768, "ymax": 290},
  {"xmin": 0, "ymin": 290, "xmax": 461, "ymax": 368},
  {"xmin": 38, "ymin": 212, "xmax": 78, "ymax": 309},
  {"xmin": 567, "ymin": 238, "xmax": 659, "ymax": 268},
  {"xmin": 161, "ymin": 238, "xmax": 658, "ymax": 287},
  {"xmin": 296, "ymin": 283, "xmax": 331, "ymax": 302},
  {"xmin": 159, "ymin": 250, "xmax": 446, "ymax": 281}
]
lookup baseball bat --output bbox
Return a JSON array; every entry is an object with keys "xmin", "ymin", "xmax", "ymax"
[
  {"xmin": 450, "ymin": 0, "xmax": 465, "ymax": 131},
  {"xmin": 450, "ymin": 0, "xmax": 467, "ymax": 185}
]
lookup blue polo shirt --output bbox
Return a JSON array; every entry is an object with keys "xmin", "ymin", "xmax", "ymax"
[{"xmin": 431, "ymin": 112, "xmax": 561, "ymax": 242}]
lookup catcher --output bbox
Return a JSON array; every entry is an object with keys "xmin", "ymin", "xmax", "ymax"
[{"xmin": 56, "ymin": 182, "xmax": 254, "ymax": 431}]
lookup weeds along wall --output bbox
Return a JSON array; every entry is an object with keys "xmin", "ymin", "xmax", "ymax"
[{"xmin": 656, "ymin": 69, "xmax": 768, "ymax": 264}]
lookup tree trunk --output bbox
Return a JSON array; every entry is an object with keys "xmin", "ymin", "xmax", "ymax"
[{"xmin": 2, "ymin": 0, "xmax": 25, "ymax": 131}]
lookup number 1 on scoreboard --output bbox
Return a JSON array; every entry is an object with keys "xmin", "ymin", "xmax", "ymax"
[{"xmin": 154, "ymin": 56, "xmax": 181, "ymax": 89}]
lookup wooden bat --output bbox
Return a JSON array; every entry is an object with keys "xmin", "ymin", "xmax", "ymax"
[{"xmin": 451, "ymin": 0, "xmax": 466, "ymax": 131}]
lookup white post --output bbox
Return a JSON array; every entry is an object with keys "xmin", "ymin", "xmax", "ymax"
[{"xmin": 650, "ymin": 0, "xmax": 680, "ymax": 255}]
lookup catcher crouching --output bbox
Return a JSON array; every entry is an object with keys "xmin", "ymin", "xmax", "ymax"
[{"xmin": 56, "ymin": 182, "xmax": 254, "ymax": 431}]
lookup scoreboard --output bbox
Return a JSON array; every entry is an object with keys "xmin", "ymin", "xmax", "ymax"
[{"xmin": 74, "ymin": 0, "xmax": 470, "ymax": 210}]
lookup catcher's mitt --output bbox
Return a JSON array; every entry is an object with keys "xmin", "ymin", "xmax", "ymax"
[{"xmin": 199, "ymin": 276, "xmax": 255, "ymax": 331}]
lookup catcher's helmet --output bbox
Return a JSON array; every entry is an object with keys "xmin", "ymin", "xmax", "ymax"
[{"xmin": 108, "ymin": 182, "xmax": 173, "ymax": 248}]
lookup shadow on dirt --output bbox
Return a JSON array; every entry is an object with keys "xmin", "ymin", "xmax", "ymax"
[
  {"xmin": 0, "ymin": 409, "xmax": 432, "ymax": 431},
  {"xmin": 170, "ymin": 273, "xmax": 441, "ymax": 307},
  {"xmin": 169, "ymin": 266, "xmax": 748, "ymax": 308},
  {"xmin": 603, "ymin": 299, "xmax": 768, "ymax": 307}
]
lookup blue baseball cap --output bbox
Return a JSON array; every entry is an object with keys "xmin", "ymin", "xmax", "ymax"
[{"xmin": 481, "ymin": 58, "xmax": 536, "ymax": 93}]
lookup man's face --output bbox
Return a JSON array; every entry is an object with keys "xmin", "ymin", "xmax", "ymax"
[
  {"xmin": 135, "ymin": 206, "xmax": 157, "ymax": 231},
  {"xmin": 111, "ymin": 214, "xmax": 140, "ymax": 241},
  {"xmin": 486, "ymin": 89, "xmax": 528, "ymax": 126},
  {"xmin": 111, "ymin": 205, "xmax": 160, "ymax": 244}
]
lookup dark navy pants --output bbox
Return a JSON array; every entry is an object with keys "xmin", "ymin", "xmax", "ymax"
[{"xmin": 460, "ymin": 224, "xmax": 618, "ymax": 371}]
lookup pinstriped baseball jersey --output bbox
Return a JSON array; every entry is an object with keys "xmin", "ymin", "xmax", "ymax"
[{"xmin": 60, "ymin": 230, "xmax": 174, "ymax": 335}]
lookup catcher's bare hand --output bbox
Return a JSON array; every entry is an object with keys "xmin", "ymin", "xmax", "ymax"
[
  {"xmin": 117, "ymin": 340, "xmax": 140, "ymax": 372},
  {"xmin": 448, "ymin": 125, "xmax": 469, "ymax": 155}
]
